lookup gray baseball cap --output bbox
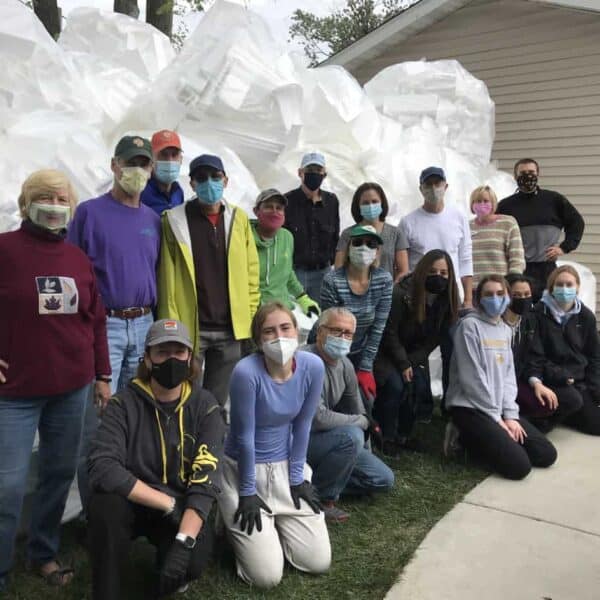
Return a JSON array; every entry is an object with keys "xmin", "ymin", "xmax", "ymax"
[{"xmin": 145, "ymin": 319, "xmax": 193, "ymax": 350}]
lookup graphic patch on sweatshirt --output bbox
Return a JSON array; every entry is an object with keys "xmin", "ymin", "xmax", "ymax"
[{"xmin": 36, "ymin": 276, "xmax": 79, "ymax": 315}]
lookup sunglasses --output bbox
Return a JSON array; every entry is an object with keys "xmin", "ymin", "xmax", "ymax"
[{"xmin": 350, "ymin": 238, "xmax": 379, "ymax": 249}]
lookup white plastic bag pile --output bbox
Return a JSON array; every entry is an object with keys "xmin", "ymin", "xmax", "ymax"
[{"xmin": 1, "ymin": 0, "xmax": 516, "ymax": 232}]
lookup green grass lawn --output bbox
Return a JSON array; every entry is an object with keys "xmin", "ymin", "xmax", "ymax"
[{"xmin": 6, "ymin": 415, "xmax": 487, "ymax": 599}]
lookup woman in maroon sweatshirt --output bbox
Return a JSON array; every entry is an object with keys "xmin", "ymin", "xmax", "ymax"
[{"xmin": 0, "ymin": 170, "xmax": 111, "ymax": 593}]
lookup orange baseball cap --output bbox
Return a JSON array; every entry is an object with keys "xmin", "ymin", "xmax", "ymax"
[{"xmin": 151, "ymin": 130, "xmax": 182, "ymax": 154}]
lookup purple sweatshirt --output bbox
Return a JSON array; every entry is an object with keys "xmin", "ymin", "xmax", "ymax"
[{"xmin": 67, "ymin": 192, "xmax": 160, "ymax": 310}]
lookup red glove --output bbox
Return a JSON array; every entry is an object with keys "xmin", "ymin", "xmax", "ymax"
[{"xmin": 357, "ymin": 370, "xmax": 376, "ymax": 400}]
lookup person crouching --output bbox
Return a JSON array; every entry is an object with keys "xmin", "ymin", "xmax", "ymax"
[{"xmin": 87, "ymin": 319, "xmax": 225, "ymax": 599}]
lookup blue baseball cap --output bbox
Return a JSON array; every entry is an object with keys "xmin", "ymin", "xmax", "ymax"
[
  {"xmin": 189, "ymin": 154, "xmax": 225, "ymax": 176},
  {"xmin": 419, "ymin": 166, "xmax": 446, "ymax": 184},
  {"xmin": 300, "ymin": 152, "xmax": 326, "ymax": 169}
]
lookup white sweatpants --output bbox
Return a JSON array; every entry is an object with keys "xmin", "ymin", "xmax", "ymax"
[{"xmin": 219, "ymin": 457, "xmax": 332, "ymax": 588}]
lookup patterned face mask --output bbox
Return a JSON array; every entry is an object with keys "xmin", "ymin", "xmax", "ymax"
[{"xmin": 516, "ymin": 173, "xmax": 538, "ymax": 193}]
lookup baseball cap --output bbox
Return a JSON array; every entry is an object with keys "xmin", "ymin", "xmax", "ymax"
[
  {"xmin": 419, "ymin": 166, "xmax": 446, "ymax": 184},
  {"xmin": 254, "ymin": 188, "xmax": 287, "ymax": 208},
  {"xmin": 114, "ymin": 135, "xmax": 153, "ymax": 161},
  {"xmin": 349, "ymin": 224, "xmax": 383, "ymax": 245},
  {"xmin": 145, "ymin": 319, "xmax": 193, "ymax": 350},
  {"xmin": 300, "ymin": 152, "xmax": 326, "ymax": 169},
  {"xmin": 189, "ymin": 154, "xmax": 225, "ymax": 177},
  {"xmin": 151, "ymin": 130, "xmax": 182, "ymax": 154}
]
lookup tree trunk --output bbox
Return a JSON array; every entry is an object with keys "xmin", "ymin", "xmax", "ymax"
[
  {"xmin": 146, "ymin": 0, "xmax": 173, "ymax": 38},
  {"xmin": 32, "ymin": 0, "xmax": 61, "ymax": 39},
  {"xmin": 114, "ymin": 0, "xmax": 140, "ymax": 19}
]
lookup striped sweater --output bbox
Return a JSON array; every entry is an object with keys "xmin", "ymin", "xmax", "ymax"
[
  {"xmin": 469, "ymin": 215, "xmax": 525, "ymax": 287},
  {"xmin": 320, "ymin": 267, "xmax": 393, "ymax": 371}
]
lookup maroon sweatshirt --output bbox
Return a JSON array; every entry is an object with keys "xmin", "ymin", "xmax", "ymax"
[{"xmin": 0, "ymin": 221, "xmax": 110, "ymax": 397}]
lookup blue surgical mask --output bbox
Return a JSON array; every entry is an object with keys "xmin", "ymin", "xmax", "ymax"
[
  {"xmin": 480, "ymin": 294, "xmax": 510, "ymax": 318},
  {"xmin": 154, "ymin": 160, "xmax": 181, "ymax": 185},
  {"xmin": 323, "ymin": 335, "xmax": 352, "ymax": 360},
  {"xmin": 552, "ymin": 286, "xmax": 577, "ymax": 305},
  {"xmin": 195, "ymin": 178, "xmax": 224, "ymax": 205},
  {"xmin": 360, "ymin": 203, "xmax": 382, "ymax": 221}
]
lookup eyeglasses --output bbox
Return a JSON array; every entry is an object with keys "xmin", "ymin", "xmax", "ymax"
[
  {"xmin": 321, "ymin": 325, "xmax": 354, "ymax": 340},
  {"xmin": 350, "ymin": 238, "xmax": 378, "ymax": 249}
]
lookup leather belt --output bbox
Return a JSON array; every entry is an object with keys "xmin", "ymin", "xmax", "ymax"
[{"xmin": 107, "ymin": 306, "xmax": 152, "ymax": 319}]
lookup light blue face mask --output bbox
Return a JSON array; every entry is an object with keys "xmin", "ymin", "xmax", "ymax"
[
  {"xmin": 360, "ymin": 203, "xmax": 382, "ymax": 221},
  {"xmin": 195, "ymin": 178, "xmax": 224, "ymax": 205},
  {"xmin": 552, "ymin": 286, "xmax": 577, "ymax": 305},
  {"xmin": 154, "ymin": 160, "xmax": 181, "ymax": 185},
  {"xmin": 480, "ymin": 294, "xmax": 510, "ymax": 318},
  {"xmin": 323, "ymin": 335, "xmax": 352, "ymax": 360}
]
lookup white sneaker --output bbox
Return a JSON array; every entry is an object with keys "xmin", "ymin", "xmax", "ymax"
[{"xmin": 443, "ymin": 422, "xmax": 461, "ymax": 457}]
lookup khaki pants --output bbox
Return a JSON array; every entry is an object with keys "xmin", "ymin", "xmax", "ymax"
[{"xmin": 219, "ymin": 457, "xmax": 331, "ymax": 588}]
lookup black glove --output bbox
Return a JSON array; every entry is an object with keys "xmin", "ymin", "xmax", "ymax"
[
  {"xmin": 157, "ymin": 539, "xmax": 192, "ymax": 597},
  {"xmin": 365, "ymin": 415, "xmax": 383, "ymax": 449},
  {"xmin": 163, "ymin": 496, "xmax": 186, "ymax": 529},
  {"xmin": 290, "ymin": 481, "xmax": 321, "ymax": 514},
  {"xmin": 234, "ymin": 494, "xmax": 272, "ymax": 535}
]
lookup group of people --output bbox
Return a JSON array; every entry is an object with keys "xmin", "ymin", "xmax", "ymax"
[{"xmin": 0, "ymin": 128, "xmax": 596, "ymax": 599}]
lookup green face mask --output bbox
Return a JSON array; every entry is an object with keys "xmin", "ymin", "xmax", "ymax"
[
  {"xmin": 28, "ymin": 203, "xmax": 71, "ymax": 231},
  {"xmin": 119, "ymin": 166, "xmax": 150, "ymax": 195}
]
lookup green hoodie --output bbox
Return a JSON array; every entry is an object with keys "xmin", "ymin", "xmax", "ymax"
[{"xmin": 251, "ymin": 221, "xmax": 305, "ymax": 308}]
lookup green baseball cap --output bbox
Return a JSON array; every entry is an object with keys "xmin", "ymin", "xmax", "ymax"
[
  {"xmin": 114, "ymin": 135, "xmax": 153, "ymax": 161},
  {"xmin": 349, "ymin": 224, "xmax": 383, "ymax": 245}
]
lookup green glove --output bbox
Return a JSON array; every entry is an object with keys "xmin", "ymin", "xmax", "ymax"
[{"xmin": 297, "ymin": 294, "xmax": 320, "ymax": 317}]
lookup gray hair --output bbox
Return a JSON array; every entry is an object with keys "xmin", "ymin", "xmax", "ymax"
[{"xmin": 318, "ymin": 307, "xmax": 357, "ymax": 329}]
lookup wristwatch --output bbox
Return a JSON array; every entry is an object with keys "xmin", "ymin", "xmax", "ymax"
[{"xmin": 175, "ymin": 533, "xmax": 196, "ymax": 549}]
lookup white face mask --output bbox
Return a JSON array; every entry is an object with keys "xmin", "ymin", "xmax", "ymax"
[
  {"xmin": 422, "ymin": 186, "xmax": 446, "ymax": 204},
  {"xmin": 262, "ymin": 337, "xmax": 298, "ymax": 365},
  {"xmin": 348, "ymin": 245, "xmax": 377, "ymax": 267},
  {"xmin": 29, "ymin": 202, "xmax": 70, "ymax": 231},
  {"xmin": 119, "ymin": 166, "xmax": 150, "ymax": 195}
]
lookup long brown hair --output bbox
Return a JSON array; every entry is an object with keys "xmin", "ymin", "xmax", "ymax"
[
  {"xmin": 350, "ymin": 182, "xmax": 389, "ymax": 223},
  {"xmin": 475, "ymin": 274, "xmax": 509, "ymax": 305},
  {"xmin": 411, "ymin": 249, "xmax": 459, "ymax": 324},
  {"xmin": 251, "ymin": 301, "xmax": 298, "ymax": 348}
]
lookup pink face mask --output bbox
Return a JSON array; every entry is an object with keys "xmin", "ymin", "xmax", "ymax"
[
  {"xmin": 258, "ymin": 211, "xmax": 285, "ymax": 231},
  {"xmin": 473, "ymin": 202, "xmax": 492, "ymax": 217}
]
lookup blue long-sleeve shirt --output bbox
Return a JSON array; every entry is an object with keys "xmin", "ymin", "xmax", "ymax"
[
  {"xmin": 225, "ymin": 351, "xmax": 325, "ymax": 496},
  {"xmin": 320, "ymin": 267, "xmax": 393, "ymax": 371}
]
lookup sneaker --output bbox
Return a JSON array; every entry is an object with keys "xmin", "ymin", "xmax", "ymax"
[
  {"xmin": 176, "ymin": 582, "xmax": 190, "ymax": 593},
  {"xmin": 322, "ymin": 501, "xmax": 350, "ymax": 523},
  {"xmin": 443, "ymin": 422, "xmax": 461, "ymax": 457}
]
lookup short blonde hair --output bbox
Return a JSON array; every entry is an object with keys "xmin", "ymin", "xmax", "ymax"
[
  {"xmin": 18, "ymin": 169, "xmax": 78, "ymax": 220},
  {"xmin": 470, "ymin": 185, "xmax": 498, "ymax": 214}
]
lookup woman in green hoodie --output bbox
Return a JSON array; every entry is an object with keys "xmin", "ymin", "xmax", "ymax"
[{"xmin": 252, "ymin": 189, "xmax": 320, "ymax": 316}]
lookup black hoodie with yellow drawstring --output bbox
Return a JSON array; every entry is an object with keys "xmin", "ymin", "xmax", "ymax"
[{"xmin": 88, "ymin": 378, "xmax": 225, "ymax": 520}]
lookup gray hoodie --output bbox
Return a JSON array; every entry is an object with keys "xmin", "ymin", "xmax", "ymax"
[{"xmin": 446, "ymin": 311, "xmax": 519, "ymax": 422}]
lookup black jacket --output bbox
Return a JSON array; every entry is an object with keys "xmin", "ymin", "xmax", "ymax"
[
  {"xmin": 89, "ymin": 379, "xmax": 225, "ymax": 519},
  {"xmin": 525, "ymin": 302, "xmax": 600, "ymax": 394},
  {"xmin": 374, "ymin": 274, "xmax": 451, "ymax": 384}
]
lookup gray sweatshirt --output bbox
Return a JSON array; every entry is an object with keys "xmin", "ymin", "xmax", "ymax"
[
  {"xmin": 304, "ymin": 344, "xmax": 369, "ymax": 432},
  {"xmin": 446, "ymin": 311, "xmax": 519, "ymax": 422}
]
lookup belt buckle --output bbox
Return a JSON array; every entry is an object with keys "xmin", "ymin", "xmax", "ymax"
[{"xmin": 123, "ymin": 307, "xmax": 141, "ymax": 319}]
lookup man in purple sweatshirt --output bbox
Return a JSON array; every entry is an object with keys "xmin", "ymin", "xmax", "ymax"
[{"xmin": 68, "ymin": 135, "xmax": 161, "ymax": 510}]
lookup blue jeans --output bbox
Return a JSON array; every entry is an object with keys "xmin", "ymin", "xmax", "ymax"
[
  {"xmin": 307, "ymin": 425, "xmax": 394, "ymax": 501},
  {"xmin": 295, "ymin": 266, "xmax": 330, "ymax": 303},
  {"xmin": 76, "ymin": 313, "xmax": 153, "ymax": 514},
  {"xmin": 376, "ymin": 366, "xmax": 431, "ymax": 440},
  {"xmin": 0, "ymin": 384, "xmax": 89, "ymax": 584}
]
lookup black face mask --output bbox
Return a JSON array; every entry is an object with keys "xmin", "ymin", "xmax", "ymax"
[
  {"xmin": 303, "ymin": 172, "xmax": 325, "ymax": 191},
  {"xmin": 516, "ymin": 173, "xmax": 538, "ymax": 193},
  {"xmin": 510, "ymin": 297, "xmax": 533, "ymax": 315},
  {"xmin": 151, "ymin": 357, "xmax": 189, "ymax": 389},
  {"xmin": 425, "ymin": 274, "xmax": 448, "ymax": 294}
]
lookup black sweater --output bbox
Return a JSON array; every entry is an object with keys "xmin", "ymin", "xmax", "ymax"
[
  {"xmin": 89, "ymin": 379, "xmax": 225, "ymax": 519},
  {"xmin": 374, "ymin": 274, "xmax": 451, "ymax": 384},
  {"xmin": 525, "ymin": 302, "xmax": 600, "ymax": 395},
  {"xmin": 505, "ymin": 311, "xmax": 538, "ymax": 382}
]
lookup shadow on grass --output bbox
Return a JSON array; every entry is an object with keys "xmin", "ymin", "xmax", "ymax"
[{"xmin": 6, "ymin": 414, "xmax": 487, "ymax": 600}]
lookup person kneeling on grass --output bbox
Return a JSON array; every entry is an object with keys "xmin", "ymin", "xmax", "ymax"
[
  {"xmin": 87, "ymin": 319, "xmax": 225, "ymax": 600},
  {"xmin": 444, "ymin": 275, "xmax": 557, "ymax": 480},
  {"xmin": 218, "ymin": 302, "xmax": 331, "ymax": 589},
  {"xmin": 305, "ymin": 307, "xmax": 394, "ymax": 523}
]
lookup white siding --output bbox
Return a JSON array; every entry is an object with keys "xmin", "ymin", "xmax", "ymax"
[{"xmin": 348, "ymin": 0, "xmax": 600, "ymax": 313}]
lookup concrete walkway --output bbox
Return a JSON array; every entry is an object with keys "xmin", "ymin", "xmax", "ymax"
[{"xmin": 386, "ymin": 427, "xmax": 600, "ymax": 600}]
